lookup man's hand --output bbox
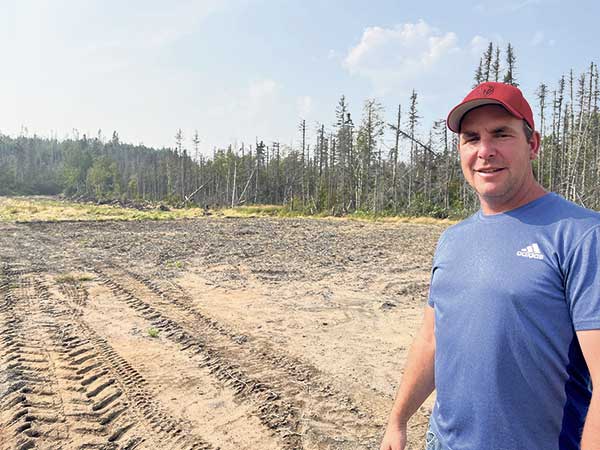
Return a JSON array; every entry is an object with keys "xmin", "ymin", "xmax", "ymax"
[{"xmin": 380, "ymin": 421, "xmax": 407, "ymax": 450}]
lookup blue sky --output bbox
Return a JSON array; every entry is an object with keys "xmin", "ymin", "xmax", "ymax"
[{"xmin": 1, "ymin": 0, "xmax": 598, "ymax": 155}]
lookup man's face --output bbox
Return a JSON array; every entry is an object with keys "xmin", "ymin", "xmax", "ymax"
[{"xmin": 458, "ymin": 104, "xmax": 540, "ymax": 212}]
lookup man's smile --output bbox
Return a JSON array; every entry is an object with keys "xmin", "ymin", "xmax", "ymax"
[{"xmin": 475, "ymin": 167, "xmax": 505, "ymax": 174}]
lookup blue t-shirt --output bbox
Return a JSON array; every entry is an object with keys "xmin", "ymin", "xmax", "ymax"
[{"xmin": 428, "ymin": 193, "xmax": 600, "ymax": 450}]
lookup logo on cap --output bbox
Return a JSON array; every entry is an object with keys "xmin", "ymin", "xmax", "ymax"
[{"xmin": 481, "ymin": 85, "xmax": 495, "ymax": 96}]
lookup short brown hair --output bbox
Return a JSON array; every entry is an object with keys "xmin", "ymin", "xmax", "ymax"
[{"xmin": 523, "ymin": 120, "xmax": 533, "ymax": 141}]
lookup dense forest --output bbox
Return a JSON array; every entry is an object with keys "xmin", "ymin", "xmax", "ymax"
[{"xmin": 1, "ymin": 43, "xmax": 598, "ymax": 217}]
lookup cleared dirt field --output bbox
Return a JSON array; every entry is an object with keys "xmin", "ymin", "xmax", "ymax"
[{"xmin": 0, "ymin": 216, "xmax": 445, "ymax": 450}]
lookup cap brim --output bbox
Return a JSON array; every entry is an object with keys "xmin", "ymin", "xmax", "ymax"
[{"xmin": 446, "ymin": 98, "xmax": 525, "ymax": 133}]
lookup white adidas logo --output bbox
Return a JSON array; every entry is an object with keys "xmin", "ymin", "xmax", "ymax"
[{"xmin": 516, "ymin": 243, "xmax": 544, "ymax": 260}]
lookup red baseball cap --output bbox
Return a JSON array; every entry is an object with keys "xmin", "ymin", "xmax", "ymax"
[{"xmin": 447, "ymin": 82, "xmax": 534, "ymax": 133}]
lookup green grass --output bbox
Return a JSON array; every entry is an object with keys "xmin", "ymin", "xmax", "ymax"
[
  {"xmin": 55, "ymin": 272, "xmax": 95, "ymax": 284},
  {"xmin": 0, "ymin": 196, "xmax": 456, "ymax": 225},
  {"xmin": 0, "ymin": 197, "xmax": 203, "ymax": 222},
  {"xmin": 218, "ymin": 204, "xmax": 285, "ymax": 218},
  {"xmin": 147, "ymin": 328, "xmax": 160, "ymax": 338},
  {"xmin": 218, "ymin": 204, "xmax": 456, "ymax": 225},
  {"xmin": 166, "ymin": 260, "xmax": 184, "ymax": 269}
]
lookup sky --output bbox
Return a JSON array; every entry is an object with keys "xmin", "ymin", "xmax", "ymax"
[{"xmin": 1, "ymin": 0, "xmax": 598, "ymax": 155}]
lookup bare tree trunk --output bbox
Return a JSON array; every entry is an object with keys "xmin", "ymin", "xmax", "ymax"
[
  {"xmin": 393, "ymin": 104, "xmax": 401, "ymax": 212},
  {"xmin": 231, "ymin": 159, "xmax": 237, "ymax": 207}
]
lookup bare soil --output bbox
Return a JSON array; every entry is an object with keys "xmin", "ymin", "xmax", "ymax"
[{"xmin": 0, "ymin": 216, "xmax": 444, "ymax": 450}]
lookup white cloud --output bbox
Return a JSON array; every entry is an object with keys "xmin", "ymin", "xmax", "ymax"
[
  {"xmin": 345, "ymin": 21, "xmax": 458, "ymax": 71},
  {"xmin": 469, "ymin": 35, "xmax": 489, "ymax": 56},
  {"xmin": 343, "ymin": 20, "xmax": 461, "ymax": 94},
  {"xmin": 341, "ymin": 22, "xmax": 518, "ymax": 128}
]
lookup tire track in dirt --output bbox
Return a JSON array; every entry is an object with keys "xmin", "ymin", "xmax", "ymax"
[
  {"xmin": 95, "ymin": 265, "xmax": 382, "ymax": 449},
  {"xmin": 5, "ymin": 225, "xmax": 281, "ymax": 449},
  {"xmin": 56, "ymin": 279, "xmax": 89, "ymax": 309},
  {"xmin": 0, "ymin": 264, "xmax": 75, "ymax": 450},
  {"xmin": 95, "ymin": 268, "xmax": 303, "ymax": 449},
  {"xmin": 32, "ymin": 274, "xmax": 214, "ymax": 450},
  {"xmin": 0, "ymin": 262, "xmax": 213, "ymax": 450},
  {"xmin": 80, "ymin": 276, "xmax": 284, "ymax": 450}
]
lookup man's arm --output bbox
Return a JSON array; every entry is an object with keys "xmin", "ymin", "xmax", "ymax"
[
  {"xmin": 577, "ymin": 329, "xmax": 600, "ymax": 449},
  {"xmin": 380, "ymin": 305, "xmax": 436, "ymax": 450}
]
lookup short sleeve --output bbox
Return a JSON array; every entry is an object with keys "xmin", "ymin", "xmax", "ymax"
[
  {"xmin": 428, "ymin": 232, "xmax": 448, "ymax": 308},
  {"xmin": 565, "ymin": 226, "xmax": 600, "ymax": 331}
]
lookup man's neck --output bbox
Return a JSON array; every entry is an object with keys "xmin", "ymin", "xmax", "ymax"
[{"xmin": 480, "ymin": 183, "xmax": 548, "ymax": 215}]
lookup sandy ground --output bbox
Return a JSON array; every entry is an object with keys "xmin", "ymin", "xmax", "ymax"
[{"xmin": 0, "ymin": 216, "xmax": 445, "ymax": 450}]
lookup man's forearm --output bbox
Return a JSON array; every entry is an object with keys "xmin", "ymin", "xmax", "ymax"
[
  {"xmin": 576, "ymin": 330, "xmax": 600, "ymax": 449},
  {"xmin": 389, "ymin": 331, "xmax": 435, "ymax": 424},
  {"xmin": 581, "ymin": 392, "xmax": 600, "ymax": 449},
  {"xmin": 380, "ymin": 307, "xmax": 436, "ymax": 450},
  {"xmin": 388, "ymin": 306, "xmax": 436, "ymax": 425}
]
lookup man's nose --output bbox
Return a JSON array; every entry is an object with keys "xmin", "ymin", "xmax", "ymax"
[{"xmin": 477, "ymin": 136, "xmax": 496, "ymax": 159}]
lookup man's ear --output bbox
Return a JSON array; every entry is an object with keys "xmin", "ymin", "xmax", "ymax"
[
  {"xmin": 529, "ymin": 131, "xmax": 541, "ymax": 160},
  {"xmin": 457, "ymin": 134, "xmax": 463, "ymax": 152}
]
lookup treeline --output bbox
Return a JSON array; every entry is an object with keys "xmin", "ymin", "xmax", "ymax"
[
  {"xmin": 0, "ymin": 102, "xmax": 466, "ymax": 216},
  {"xmin": 1, "ymin": 44, "xmax": 598, "ymax": 217}
]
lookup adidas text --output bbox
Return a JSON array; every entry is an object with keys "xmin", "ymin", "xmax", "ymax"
[{"xmin": 516, "ymin": 243, "xmax": 544, "ymax": 260}]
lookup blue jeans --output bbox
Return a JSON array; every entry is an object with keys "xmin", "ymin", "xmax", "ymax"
[{"xmin": 425, "ymin": 426, "xmax": 444, "ymax": 450}]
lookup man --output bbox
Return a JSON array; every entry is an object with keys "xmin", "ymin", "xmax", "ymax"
[{"xmin": 380, "ymin": 82, "xmax": 600, "ymax": 450}]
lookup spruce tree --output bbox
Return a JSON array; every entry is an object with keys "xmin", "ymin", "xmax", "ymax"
[{"xmin": 503, "ymin": 43, "xmax": 518, "ymax": 86}]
